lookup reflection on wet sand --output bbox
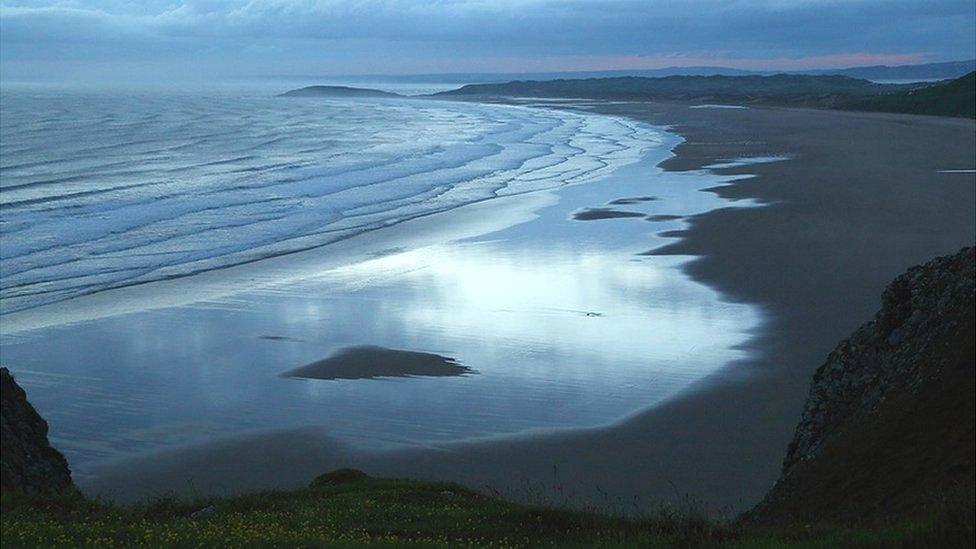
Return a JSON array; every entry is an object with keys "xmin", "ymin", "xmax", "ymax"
[{"xmin": 5, "ymin": 133, "xmax": 769, "ymax": 509}]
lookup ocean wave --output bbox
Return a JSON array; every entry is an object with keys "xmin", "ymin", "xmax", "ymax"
[{"xmin": 0, "ymin": 92, "xmax": 661, "ymax": 313}]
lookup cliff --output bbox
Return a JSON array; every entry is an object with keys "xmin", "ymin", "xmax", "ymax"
[
  {"xmin": 0, "ymin": 367, "xmax": 73, "ymax": 496},
  {"xmin": 751, "ymin": 246, "xmax": 975, "ymax": 524}
]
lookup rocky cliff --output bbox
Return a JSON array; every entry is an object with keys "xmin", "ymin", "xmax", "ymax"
[
  {"xmin": 1, "ymin": 367, "xmax": 73, "ymax": 496},
  {"xmin": 751, "ymin": 246, "xmax": 975, "ymax": 524}
]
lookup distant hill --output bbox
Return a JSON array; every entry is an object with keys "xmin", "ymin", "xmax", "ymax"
[
  {"xmin": 839, "ymin": 72, "xmax": 976, "ymax": 118},
  {"xmin": 803, "ymin": 60, "xmax": 976, "ymax": 81},
  {"xmin": 394, "ymin": 66, "xmax": 759, "ymax": 83},
  {"xmin": 434, "ymin": 72, "xmax": 976, "ymax": 118},
  {"xmin": 279, "ymin": 85, "xmax": 401, "ymax": 98},
  {"xmin": 275, "ymin": 60, "xmax": 975, "ymax": 86},
  {"xmin": 435, "ymin": 74, "xmax": 910, "ymax": 109}
]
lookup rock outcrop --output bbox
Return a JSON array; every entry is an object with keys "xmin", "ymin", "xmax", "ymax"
[
  {"xmin": 751, "ymin": 246, "xmax": 975, "ymax": 524},
  {"xmin": 1, "ymin": 367, "xmax": 73, "ymax": 496}
]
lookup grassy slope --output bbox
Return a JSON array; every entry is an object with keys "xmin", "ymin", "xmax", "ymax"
[
  {"xmin": 2, "ymin": 473, "xmax": 971, "ymax": 548},
  {"xmin": 839, "ymin": 72, "xmax": 976, "ymax": 118}
]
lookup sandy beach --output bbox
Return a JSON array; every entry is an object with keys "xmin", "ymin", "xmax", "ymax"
[
  {"xmin": 74, "ymin": 102, "xmax": 975, "ymax": 514},
  {"xmin": 359, "ymin": 105, "xmax": 976, "ymax": 514}
]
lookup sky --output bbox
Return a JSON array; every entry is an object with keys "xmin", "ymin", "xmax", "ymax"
[{"xmin": 1, "ymin": 0, "xmax": 974, "ymax": 83}]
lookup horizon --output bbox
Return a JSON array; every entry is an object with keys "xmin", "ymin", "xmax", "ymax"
[{"xmin": 3, "ymin": 58, "xmax": 974, "ymax": 90}]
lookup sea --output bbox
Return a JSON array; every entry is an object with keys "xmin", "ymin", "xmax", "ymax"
[{"xmin": 0, "ymin": 81, "xmax": 763, "ymax": 482}]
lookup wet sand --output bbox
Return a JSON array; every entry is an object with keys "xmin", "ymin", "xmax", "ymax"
[
  {"xmin": 282, "ymin": 346, "xmax": 472, "ymax": 380},
  {"xmin": 571, "ymin": 208, "xmax": 645, "ymax": 220},
  {"xmin": 82, "ymin": 104, "xmax": 976, "ymax": 514}
]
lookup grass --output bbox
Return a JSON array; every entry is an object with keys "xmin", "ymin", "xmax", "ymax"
[{"xmin": 2, "ymin": 472, "xmax": 972, "ymax": 548}]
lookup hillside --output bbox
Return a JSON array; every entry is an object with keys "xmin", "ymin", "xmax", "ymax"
[
  {"xmin": 803, "ymin": 60, "xmax": 976, "ymax": 81},
  {"xmin": 0, "ymin": 368, "xmax": 72, "ymax": 496},
  {"xmin": 279, "ymin": 85, "xmax": 401, "ymax": 98},
  {"xmin": 434, "ymin": 74, "xmax": 910, "ymax": 108},
  {"xmin": 432, "ymin": 72, "xmax": 976, "ymax": 118},
  {"xmin": 839, "ymin": 72, "xmax": 976, "ymax": 118},
  {"xmin": 751, "ymin": 246, "xmax": 975, "ymax": 524}
]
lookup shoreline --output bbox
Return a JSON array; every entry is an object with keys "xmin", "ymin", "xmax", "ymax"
[
  {"xmin": 335, "ymin": 103, "xmax": 975, "ymax": 512},
  {"xmin": 14, "ymin": 99, "xmax": 976, "ymax": 514},
  {"xmin": 64, "ymin": 106, "xmax": 768, "ymax": 505}
]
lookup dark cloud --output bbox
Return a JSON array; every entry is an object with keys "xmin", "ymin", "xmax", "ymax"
[{"xmin": 1, "ymin": 1, "xmax": 973, "ymax": 81}]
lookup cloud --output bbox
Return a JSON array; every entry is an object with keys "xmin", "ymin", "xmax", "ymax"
[{"xmin": 1, "ymin": 0, "xmax": 973, "ymax": 79}]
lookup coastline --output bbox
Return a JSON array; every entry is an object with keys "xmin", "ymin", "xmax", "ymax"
[
  {"xmin": 324, "ymin": 103, "xmax": 973, "ymax": 513},
  {"xmin": 15, "ymin": 99, "xmax": 976, "ymax": 514},
  {"xmin": 400, "ymin": 101, "xmax": 976, "ymax": 511},
  {"xmin": 377, "ymin": 101, "xmax": 976, "ymax": 512}
]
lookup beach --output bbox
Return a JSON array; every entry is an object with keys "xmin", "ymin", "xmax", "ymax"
[
  {"xmin": 3, "ymin": 91, "xmax": 760, "ymax": 498},
  {"xmin": 363, "ymin": 104, "xmax": 976, "ymax": 513},
  {"xmin": 64, "ymin": 101, "xmax": 975, "ymax": 513}
]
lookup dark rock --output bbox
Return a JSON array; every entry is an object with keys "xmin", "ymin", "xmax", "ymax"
[
  {"xmin": 750, "ymin": 247, "xmax": 975, "ymax": 524},
  {"xmin": 1, "ymin": 367, "xmax": 73, "ymax": 496}
]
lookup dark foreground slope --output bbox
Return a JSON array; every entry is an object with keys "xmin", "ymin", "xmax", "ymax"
[
  {"xmin": 0, "ymin": 368, "xmax": 73, "ymax": 496},
  {"xmin": 751, "ymin": 247, "xmax": 975, "ymax": 524},
  {"xmin": 839, "ymin": 72, "xmax": 976, "ymax": 118}
]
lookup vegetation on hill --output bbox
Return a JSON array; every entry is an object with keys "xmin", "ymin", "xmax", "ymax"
[
  {"xmin": 2, "ymin": 472, "xmax": 972, "ymax": 548},
  {"xmin": 435, "ymin": 74, "xmax": 911, "ymax": 109},
  {"xmin": 838, "ymin": 72, "xmax": 976, "ymax": 118},
  {"xmin": 432, "ymin": 72, "xmax": 976, "ymax": 118},
  {"xmin": 802, "ymin": 60, "xmax": 976, "ymax": 81},
  {"xmin": 281, "ymin": 71, "xmax": 976, "ymax": 118}
]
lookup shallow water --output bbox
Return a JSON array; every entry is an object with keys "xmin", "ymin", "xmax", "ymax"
[
  {"xmin": 0, "ymin": 89, "xmax": 764, "ymax": 478},
  {"xmin": 1, "ymin": 88, "xmax": 656, "ymax": 313}
]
